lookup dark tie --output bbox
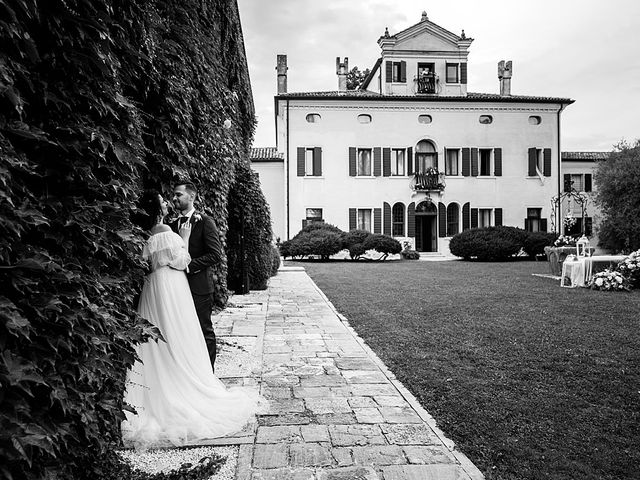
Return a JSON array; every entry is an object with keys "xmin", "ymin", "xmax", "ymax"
[{"xmin": 178, "ymin": 216, "xmax": 189, "ymax": 228}]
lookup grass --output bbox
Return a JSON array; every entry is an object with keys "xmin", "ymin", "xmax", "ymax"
[{"xmin": 290, "ymin": 259, "xmax": 640, "ymax": 480}]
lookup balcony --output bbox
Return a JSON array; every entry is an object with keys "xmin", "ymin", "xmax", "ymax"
[
  {"xmin": 415, "ymin": 73, "xmax": 437, "ymax": 94},
  {"xmin": 412, "ymin": 169, "xmax": 445, "ymax": 193}
]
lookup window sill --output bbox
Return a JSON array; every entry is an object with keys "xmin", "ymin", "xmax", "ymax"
[
  {"xmin": 477, "ymin": 176, "xmax": 497, "ymax": 179},
  {"xmin": 303, "ymin": 175, "xmax": 324, "ymax": 179},
  {"xmin": 353, "ymin": 176, "xmax": 377, "ymax": 179}
]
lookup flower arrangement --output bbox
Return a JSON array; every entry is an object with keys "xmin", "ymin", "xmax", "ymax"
[
  {"xmin": 553, "ymin": 235, "xmax": 577, "ymax": 247},
  {"xmin": 589, "ymin": 269, "xmax": 631, "ymax": 291},
  {"xmin": 563, "ymin": 213, "xmax": 577, "ymax": 230},
  {"xmin": 617, "ymin": 249, "xmax": 640, "ymax": 288}
]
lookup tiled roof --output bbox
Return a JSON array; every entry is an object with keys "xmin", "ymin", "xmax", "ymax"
[
  {"xmin": 276, "ymin": 91, "xmax": 574, "ymax": 104},
  {"xmin": 250, "ymin": 147, "xmax": 283, "ymax": 162},
  {"xmin": 562, "ymin": 151, "xmax": 610, "ymax": 161}
]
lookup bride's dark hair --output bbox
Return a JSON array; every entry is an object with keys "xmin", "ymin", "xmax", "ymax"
[{"xmin": 133, "ymin": 190, "xmax": 163, "ymax": 230}]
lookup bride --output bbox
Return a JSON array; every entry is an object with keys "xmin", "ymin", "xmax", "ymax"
[{"xmin": 122, "ymin": 190, "xmax": 258, "ymax": 449}]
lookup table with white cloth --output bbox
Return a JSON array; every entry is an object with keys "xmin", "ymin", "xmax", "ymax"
[{"xmin": 561, "ymin": 255, "xmax": 627, "ymax": 288}]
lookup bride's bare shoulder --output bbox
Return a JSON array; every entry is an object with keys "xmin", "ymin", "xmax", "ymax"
[{"xmin": 149, "ymin": 225, "xmax": 173, "ymax": 235}]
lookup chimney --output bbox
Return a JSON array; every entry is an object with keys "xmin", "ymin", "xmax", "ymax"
[
  {"xmin": 276, "ymin": 54, "xmax": 288, "ymax": 94},
  {"xmin": 336, "ymin": 57, "xmax": 349, "ymax": 91},
  {"xmin": 498, "ymin": 60, "xmax": 512, "ymax": 96}
]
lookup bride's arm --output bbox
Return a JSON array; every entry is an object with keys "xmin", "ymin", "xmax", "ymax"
[{"xmin": 168, "ymin": 244, "xmax": 191, "ymax": 271}]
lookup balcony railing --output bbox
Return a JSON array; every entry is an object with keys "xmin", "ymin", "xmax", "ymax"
[
  {"xmin": 415, "ymin": 73, "xmax": 437, "ymax": 94},
  {"xmin": 412, "ymin": 169, "xmax": 445, "ymax": 192}
]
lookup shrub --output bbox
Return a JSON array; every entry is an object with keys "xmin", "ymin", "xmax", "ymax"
[
  {"xmin": 280, "ymin": 223, "xmax": 344, "ymax": 260},
  {"xmin": 523, "ymin": 231, "xmax": 558, "ymax": 258},
  {"xmin": 341, "ymin": 230, "xmax": 372, "ymax": 260},
  {"xmin": 363, "ymin": 234, "xmax": 402, "ymax": 260},
  {"xmin": 270, "ymin": 244, "xmax": 281, "ymax": 276},
  {"xmin": 449, "ymin": 226, "xmax": 524, "ymax": 261},
  {"xmin": 401, "ymin": 249, "xmax": 420, "ymax": 260}
]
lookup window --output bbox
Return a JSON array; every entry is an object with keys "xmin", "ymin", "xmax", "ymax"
[
  {"xmin": 392, "ymin": 203, "xmax": 405, "ymax": 236},
  {"xmin": 565, "ymin": 216, "xmax": 593, "ymax": 236},
  {"xmin": 528, "ymin": 115, "xmax": 541, "ymax": 125},
  {"xmin": 416, "ymin": 63, "xmax": 435, "ymax": 93},
  {"xmin": 357, "ymin": 148, "xmax": 372, "ymax": 176},
  {"xmin": 386, "ymin": 60, "xmax": 407, "ymax": 83},
  {"xmin": 306, "ymin": 113, "xmax": 321, "ymax": 123},
  {"xmin": 534, "ymin": 149, "xmax": 544, "ymax": 175},
  {"xmin": 479, "ymin": 115, "xmax": 493, "ymax": 124},
  {"xmin": 570, "ymin": 174, "xmax": 584, "ymax": 192},
  {"xmin": 304, "ymin": 148, "xmax": 321, "ymax": 176},
  {"xmin": 447, "ymin": 203, "xmax": 460, "ymax": 236},
  {"xmin": 479, "ymin": 149, "xmax": 492, "ymax": 176},
  {"xmin": 446, "ymin": 63, "xmax": 459, "ymax": 83},
  {"xmin": 418, "ymin": 114, "xmax": 432, "ymax": 124},
  {"xmin": 415, "ymin": 140, "xmax": 437, "ymax": 173},
  {"xmin": 526, "ymin": 208, "xmax": 542, "ymax": 232},
  {"xmin": 479, "ymin": 208, "xmax": 492, "ymax": 228},
  {"xmin": 445, "ymin": 149, "xmax": 459, "ymax": 175},
  {"xmin": 357, "ymin": 114, "xmax": 372, "ymax": 124},
  {"xmin": 391, "ymin": 149, "xmax": 405, "ymax": 176},
  {"xmin": 357, "ymin": 209, "xmax": 372, "ymax": 232},
  {"xmin": 564, "ymin": 173, "xmax": 592, "ymax": 192},
  {"xmin": 302, "ymin": 208, "xmax": 323, "ymax": 229}
]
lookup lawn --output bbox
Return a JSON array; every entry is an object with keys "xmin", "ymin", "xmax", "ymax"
[{"xmin": 290, "ymin": 259, "xmax": 640, "ymax": 480}]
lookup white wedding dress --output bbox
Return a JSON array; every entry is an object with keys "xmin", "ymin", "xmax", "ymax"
[{"xmin": 122, "ymin": 230, "xmax": 258, "ymax": 449}]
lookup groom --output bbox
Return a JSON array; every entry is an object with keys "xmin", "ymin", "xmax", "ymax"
[{"xmin": 171, "ymin": 181, "xmax": 222, "ymax": 371}]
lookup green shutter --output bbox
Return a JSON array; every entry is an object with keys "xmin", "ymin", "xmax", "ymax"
[
  {"xmin": 383, "ymin": 202, "xmax": 391, "ymax": 235},
  {"xmin": 585, "ymin": 174, "xmax": 592, "ymax": 192},
  {"xmin": 349, "ymin": 208, "xmax": 357, "ymax": 231},
  {"xmin": 471, "ymin": 148, "xmax": 478, "ymax": 176},
  {"xmin": 407, "ymin": 202, "xmax": 416, "ymax": 237},
  {"xmin": 313, "ymin": 147, "xmax": 322, "ymax": 176},
  {"xmin": 541, "ymin": 218, "xmax": 548, "ymax": 232},
  {"xmin": 383, "ymin": 148, "xmax": 391, "ymax": 176},
  {"xmin": 297, "ymin": 147, "xmax": 305, "ymax": 176},
  {"xmin": 460, "ymin": 63, "xmax": 468, "ymax": 84},
  {"xmin": 494, "ymin": 148, "xmax": 502, "ymax": 176},
  {"xmin": 564, "ymin": 174, "xmax": 571, "ymax": 192},
  {"xmin": 528, "ymin": 148, "xmax": 537, "ymax": 176},
  {"xmin": 407, "ymin": 147, "xmax": 413, "ymax": 175},
  {"xmin": 438, "ymin": 202, "xmax": 447, "ymax": 238},
  {"xmin": 543, "ymin": 148, "xmax": 552, "ymax": 177},
  {"xmin": 494, "ymin": 208, "xmax": 503, "ymax": 226},
  {"xmin": 374, "ymin": 208, "xmax": 382, "ymax": 234},
  {"xmin": 471, "ymin": 208, "xmax": 478, "ymax": 229},
  {"xmin": 400, "ymin": 61, "xmax": 406, "ymax": 83},
  {"xmin": 462, "ymin": 148, "xmax": 471, "ymax": 176},
  {"xmin": 349, "ymin": 147, "xmax": 356, "ymax": 176},
  {"xmin": 462, "ymin": 202, "xmax": 471, "ymax": 231},
  {"xmin": 385, "ymin": 61, "xmax": 392, "ymax": 83},
  {"xmin": 373, "ymin": 147, "xmax": 382, "ymax": 176}
]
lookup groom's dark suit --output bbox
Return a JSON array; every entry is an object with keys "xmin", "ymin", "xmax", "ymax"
[{"xmin": 170, "ymin": 212, "xmax": 222, "ymax": 370}]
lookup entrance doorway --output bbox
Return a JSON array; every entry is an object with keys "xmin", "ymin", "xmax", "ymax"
[{"xmin": 415, "ymin": 201, "xmax": 437, "ymax": 252}]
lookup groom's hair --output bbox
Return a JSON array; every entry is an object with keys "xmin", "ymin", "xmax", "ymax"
[{"xmin": 175, "ymin": 180, "xmax": 198, "ymax": 197}]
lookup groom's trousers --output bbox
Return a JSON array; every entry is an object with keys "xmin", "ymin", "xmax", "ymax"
[{"xmin": 193, "ymin": 292, "xmax": 217, "ymax": 371}]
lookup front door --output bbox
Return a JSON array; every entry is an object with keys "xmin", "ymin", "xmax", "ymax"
[{"xmin": 415, "ymin": 215, "xmax": 437, "ymax": 252}]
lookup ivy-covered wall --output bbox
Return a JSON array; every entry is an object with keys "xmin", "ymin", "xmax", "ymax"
[{"xmin": 0, "ymin": 0, "xmax": 258, "ymax": 478}]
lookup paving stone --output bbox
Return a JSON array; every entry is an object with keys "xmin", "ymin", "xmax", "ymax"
[
  {"xmin": 323, "ymin": 365, "xmax": 341, "ymax": 375},
  {"xmin": 379, "ymin": 407, "xmax": 423, "ymax": 424},
  {"xmin": 317, "ymin": 466, "xmax": 379, "ymax": 480},
  {"xmin": 264, "ymin": 345, "xmax": 293, "ymax": 354},
  {"xmin": 266, "ymin": 398, "xmax": 306, "ymax": 414},
  {"xmin": 261, "ymin": 386, "xmax": 293, "ymax": 399},
  {"xmin": 256, "ymin": 425, "xmax": 302, "ymax": 444},
  {"xmin": 380, "ymin": 424, "xmax": 441, "ymax": 445},
  {"xmin": 329, "ymin": 386, "xmax": 354, "ymax": 397},
  {"xmin": 300, "ymin": 375, "xmax": 347, "ymax": 387},
  {"xmin": 301, "ymin": 425, "xmax": 330, "ymax": 442},
  {"xmin": 348, "ymin": 397, "xmax": 377, "ymax": 409},
  {"xmin": 330, "ymin": 447, "xmax": 354, "ymax": 467},
  {"xmin": 293, "ymin": 386, "xmax": 332, "ymax": 398},
  {"xmin": 258, "ymin": 413, "xmax": 313, "ymax": 426},
  {"xmin": 290, "ymin": 443, "xmax": 333, "ymax": 467},
  {"xmin": 252, "ymin": 443, "xmax": 289, "ymax": 469},
  {"xmin": 305, "ymin": 398, "xmax": 352, "ymax": 414},
  {"xmin": 351, "ymin": 445, "xmax": 406, "ymax": 466},
  {"xmin": 402, "ymin": 446, "xmax": 456, "ymax": 464},
  {"xmin": 342, "ymin": 370, "xmax": 388, "ymax": 384},
  {"xmin": 381, "ymin": 464, "xmax": 469, "ymax": 480},
  {"xmin": 353, "ymin": 407, "xmax": 385, "ymax": 424},
  {"xmin": 373, "ymin": 396, "xmax": 406, "ymax": 407},
  {"xmin": 350, "ymin": 384, "xmax": 398, "ymax": 397},
  {"xmin": 316, "ymin": 413, "xmax": 357, "ymax": 425},
  {"xmin": 329, "ymin": 425, "xmax": 386, "ymax": 447},
  {"xmin": 250, "ymin": 468, "xmax": 315, "ymax": 480},
  {"xmin": 264, "ymin": 375, "xmax": 300, "ymax": 387},
  {"xmin": 292, "ymin": 365, "xmax": 325, "ymax": 376}
]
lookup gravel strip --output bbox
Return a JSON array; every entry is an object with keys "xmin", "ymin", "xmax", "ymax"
[{"xmin": 118, "ymin": 445, "xmax": 238, "ymax": 479}]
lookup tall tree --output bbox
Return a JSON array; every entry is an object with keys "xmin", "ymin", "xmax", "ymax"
[
  {"xmin": 594, "ymin": 139, "xmax": 640, "ymax": 252},
  {"xmin": 346, "ymin": 66, "xmax": 371, "ymax": 90}
]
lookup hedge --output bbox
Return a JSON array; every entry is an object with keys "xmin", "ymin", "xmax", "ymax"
[
  {"xmin": 449, "ymin": 226, "xmax": 525, "ymax": 261},
  {"xmin": 0, "ymin": 1, "xmax": 261, "ymax": 479}
]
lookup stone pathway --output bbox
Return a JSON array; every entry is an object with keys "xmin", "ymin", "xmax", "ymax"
[{"xmin": 212, "ymin": 266, "xmax": 484, "ymax": 480}]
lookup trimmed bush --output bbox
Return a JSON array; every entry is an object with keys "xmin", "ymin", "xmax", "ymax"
[
  {"xmin": 401, "ymin": 249, "xmax": 420, "ymax": 260},
  {"xmin": 270, "ymin": 244, "xmax": 281, "ymax": 276},
  {"xmin": 363, "ymin": 234, "xmax": 403, "ymax": 260},
  {"xmin": 280, "ymin": 223, "xmax": 344, "ymax": 260},
  {"xmin": 523, "ymin": 231, "xmax": 558, "ymax": 258},
  {"xmin": 341, "ymin": 230, "xmax": 372, "ymax": 260},
  {"xmin": 449, "ymin": 226, "xmax": 525, "ymax": 261}
]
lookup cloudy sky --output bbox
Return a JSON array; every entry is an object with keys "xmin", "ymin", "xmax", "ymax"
[{"xmin": 237, "ymin": 0, "xmax": 640, "ymax": 151}]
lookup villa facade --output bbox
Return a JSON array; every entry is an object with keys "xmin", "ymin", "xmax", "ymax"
[{"xmin": 252, "ymin": 13, "xmax": 575, "ymax": 255}]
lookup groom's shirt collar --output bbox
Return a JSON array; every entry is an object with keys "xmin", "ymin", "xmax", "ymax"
[{"xmin": 182, "ymin": 207, "xmax": 196, "ymax": 219}]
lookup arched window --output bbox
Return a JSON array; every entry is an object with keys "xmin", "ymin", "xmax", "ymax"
[
  {"xmin": 392, "ymin": 202, "xmax": 405, "ymax": 236},
  {"xmin": 528, "ymin": 115, "xmax": 542, "ymax": 125},
  {"xmin": 357, "ymin": 114, "xmax": 372, "ymax": 124},
  {"xmin": 447, "ymin": 203, "xmax": 460, "ymax": 236},
  {"xmin": 415, "ymin": 140, "xmax": 437, "ymax": 173},
  {"xmin": 418, "ymin": 114, "xmax": 432, "ymax": 124},
  {"xmin": 479, "ymin": 115, "xmax": 493, "ymax": 124},
  {"xmin": 306, "ymin": 113, "xmax": 321, "ymax": 123}
]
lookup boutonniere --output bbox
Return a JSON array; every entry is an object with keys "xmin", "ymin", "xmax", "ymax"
[{"xmin": 193, "ymin": 213, "xmax": 202, "ymax": 223}]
